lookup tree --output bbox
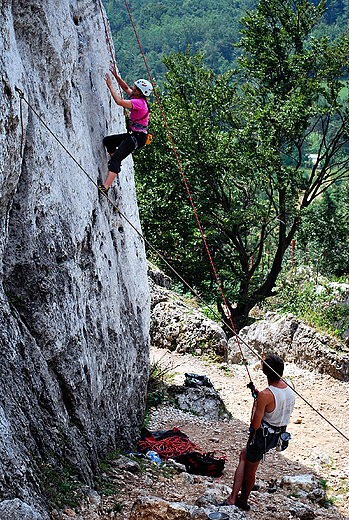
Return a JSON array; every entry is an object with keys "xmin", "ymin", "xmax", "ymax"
[
  {"xmin": 296, "ymin": 182, "xmax": 349, "ymax": 276},
  {"xmin": 135, "ymin": 0, "xmax": 349, "ymax": 328}
]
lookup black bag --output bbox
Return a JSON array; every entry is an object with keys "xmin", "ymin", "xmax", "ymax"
[
  {"xmin": 176, "ymin": 451, "xmax": 225, "ymax": 477},
  {"xmin": 184, "ymin": 373, "xmax": 213, "ymax": 388}
]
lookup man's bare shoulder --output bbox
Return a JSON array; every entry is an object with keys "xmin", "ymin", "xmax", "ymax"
[{"xmin": 258, "ymin": 387, "xmax": 275, "ymax": 403}]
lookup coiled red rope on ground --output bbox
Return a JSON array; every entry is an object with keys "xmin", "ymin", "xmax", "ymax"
[{"xmin": 139, "ymin": 435, "xmax": 203, "ymax": 461}]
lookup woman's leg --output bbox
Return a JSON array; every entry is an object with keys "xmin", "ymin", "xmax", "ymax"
[
  {"xmin": 103, "ymin": 133, "xmax": 128, "ymax": 154},
  {"xmin": 101, "ymin": 134, "xmax": 136, "ymax": 190}
]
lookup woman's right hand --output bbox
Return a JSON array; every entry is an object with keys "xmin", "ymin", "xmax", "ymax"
[{"xmin": 109, "ymin": 63, "xmax": 118, "ymax": 80}]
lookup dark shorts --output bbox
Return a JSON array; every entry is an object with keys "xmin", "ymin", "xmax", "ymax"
[
  {"xmin": 246, "ymin": 427, "xmax": 280, "ymax": 463},
  {"xmin": 103, "ymin": 132, "xmax": 147, "ymax": 173}
]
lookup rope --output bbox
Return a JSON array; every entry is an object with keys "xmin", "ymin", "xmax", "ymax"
[
  {"xmin": 13, "ymin": 86, "xmax": 349, "ymax": 444},
  {"xmin": 96, "ymin": 0, "xmax": 123, "ymax": 97},
  {"xmin": 122, "ymin": 0, "xmax": 252, "ymax": 383},
  {"xmin": 139, "ymin": 432, "xmax": 203, "ymax": 461},
  {"xmin": 19, "ymin": 93, "xmax": 24, "ymax": 157}
]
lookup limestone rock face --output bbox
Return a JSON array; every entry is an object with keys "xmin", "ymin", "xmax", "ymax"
[{"xmin": 0, "ymin": 0, "xmax": 150, "ymax": 516}]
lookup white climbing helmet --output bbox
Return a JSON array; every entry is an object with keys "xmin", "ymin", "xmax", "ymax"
[{"xmin": 134, "ymin": 79, "xmax": 153, "ymax": 97}]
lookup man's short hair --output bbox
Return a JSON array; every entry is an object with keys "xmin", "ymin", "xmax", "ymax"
[{"xmin": 262, "ymin": 353, "xmax": 284, "ymax": 382}]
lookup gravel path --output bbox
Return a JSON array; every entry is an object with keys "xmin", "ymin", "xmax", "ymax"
[{"xmin": 148, "ymin": 346, "xmax": 349, "ymax": 519}]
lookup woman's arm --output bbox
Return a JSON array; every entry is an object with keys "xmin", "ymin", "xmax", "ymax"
[
  {"xmin": 109, "ymin": 64, "xmax": 133, "ymax": 96},
  {"xmin": 105, "ymin": 74, "xmax": 132, "ymax": 109}
]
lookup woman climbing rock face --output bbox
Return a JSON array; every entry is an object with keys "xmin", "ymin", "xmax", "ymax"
[{"xmin": 99, "ymin": 64, "xmax": 152, "ymax": 195}]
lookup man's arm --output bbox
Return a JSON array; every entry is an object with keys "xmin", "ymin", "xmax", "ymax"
[{"xmin": 250, "ymin": 389, "xmax": 274, "ymax": 431}]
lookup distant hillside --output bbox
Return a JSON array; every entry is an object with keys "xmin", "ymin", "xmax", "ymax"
[
  {"xmin": 103, "ymin": 0, "xmax": 255, "ymax": 85},
  {"xmin": 103, "ymin": 0, "xmax": 349, "ymax": 85}
]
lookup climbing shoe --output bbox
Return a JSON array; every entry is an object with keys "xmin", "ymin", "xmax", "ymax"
[{"xmin": 98, "ymin": 184, "xmax": 109, "ymax": 196}]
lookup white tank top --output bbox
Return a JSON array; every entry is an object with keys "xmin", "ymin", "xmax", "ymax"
[{"xmin": 262, "ymin": 379, "xmax": 295, "ymax": 427}]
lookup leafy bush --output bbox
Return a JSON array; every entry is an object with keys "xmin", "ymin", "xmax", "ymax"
[
  {"xmin": 263, "ymin": 268, "xmax": 349, "ymax": 343},
  {"xmin": 146, "ymin": 356, "xmax": 178, "ymax": 412}
]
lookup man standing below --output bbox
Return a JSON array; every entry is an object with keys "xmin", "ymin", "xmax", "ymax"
[{"xmin": 221, "ymin": 353, "xmax": 295, "ymax": 510}]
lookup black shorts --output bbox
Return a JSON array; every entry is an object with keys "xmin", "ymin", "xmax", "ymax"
[{"xmin": 246, "ymin": 427, "xmax": 280, "ymax": 463}]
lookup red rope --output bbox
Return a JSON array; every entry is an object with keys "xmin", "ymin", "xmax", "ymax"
[
  {"xmin": 97, "ymin": 0, "xmax": 123, "ymax": 97},
  {"xmin": 97, "ymin": 0, "xmax": 116, "ymax": 70},
  {"xmin": 121, "ymin": 1, "xmax": 252, "ymax": 382},
  {"xmin": 139, "ymin": 436, "xmax": 203, "ymax": 461}
]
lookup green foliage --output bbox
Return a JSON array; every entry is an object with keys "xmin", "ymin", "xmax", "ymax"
[
  {"xmin": 135, "ymin": 0, "xmax": 349, "ymax": 323},
  {"xmin": 37, "ymin": 457, "xmax": 83, "ymax": 509},
  {"xmin": 106, "ymin": 502, "xmax": 123, "ymax": 514},
  {"xmin": 94, "ymin": 475, "xmax": 116, "ymax": 496},
  {"xmin": 296, "ymin": 182, "xmax": 349, "ymax": 277},
  {"xmin": 103, "ymin": 0, "xmax": 349, "ymax": 86},
  {"xmin": 263, "ymin": 269, "xmax": 349, "ymax": 342},
  {"xmin": 319, "ymin": 478, "xmax": 329, "ymax": 489},
  {"xmin": 103, "ymin": 0, "xmax": 256, "ymax": 86},
  {"xmin": 99, "ymin": 449, "xmax": 121, "ymax": 472},
  {"xmin": 145, "ymin": 356, "xmax": 177, "ymax": 412}
]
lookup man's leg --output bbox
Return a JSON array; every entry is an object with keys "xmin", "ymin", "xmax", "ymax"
[
  {"xmin": 225, "ymin": 448, "xmax": 247, "ymax": 505},
  {"xmin": 239, "ymin": 459, "xmax": 260, "ymax": 504}
]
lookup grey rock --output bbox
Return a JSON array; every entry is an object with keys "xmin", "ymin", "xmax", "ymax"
[
  {"xmin": 0, "ymin": 0, "xmax": 150, "ymax": 514},
  {"xmin": 307, "ymin": 487, "xmax": 325, "ymax": 503},
  {"xmin": 289, "ymin": 502, "xmax": 316, "ymax": 519},
  {"xmin": 195, "ymin": 492, "xmax": 218, "ymax": 507},
  {"xmin": 168, "ymin": 385, "xmax": 230, "ymax": 421},
  {"xmin": 280, "ymin": 474, "xmax": 317, "ymax": 493},
  {"xmin": 149, "ymin": 279, "xmax": 227, "ymax": 357},
  {"xmin": 148, "ymin": 261, "xmax": 172, "ymax": 290},
  {"xmin": 227, "ymin": 314, "xmax": 349, "ymax": 380},
  {"xmin": 86, "ymin": 489, "xmax": 101, "ymax": 510},
  {"xmin": 0, "ymin": 499, "xmax": 40, "ymax": 520},
  {"xmin": 141, "ymin": 475, "xmax": 153, "ymax": 486},
  {"xmin": 181, "ymin": 472, "xmax": 195, "ymax": 485},
  {"xmin": 112, "ymin": 455, "xmax": 141, "ymax": 473},
  {"xmin": 167, "ymin": 459, "xmax": 187, "ymax": 472}
]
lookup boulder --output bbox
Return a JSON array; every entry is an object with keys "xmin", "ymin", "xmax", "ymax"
[
  {"xmin": 280, "ymin": 474, "xmax": 317, "ymax": 494},
  {"xmin": 194, "ymin": 492, "xmax": 218, "ymax": 507},
  {"xmin": 111, "ymin": 455, "xmax": 141, "ymax": 474},
  {"xmin": 129, "ymin": 496, "xmax": 191, "ymax": 520},
  {"xmin": 0, "ymin": 499, "xmax": 40, "ymax": 520},
  {"xmin": 168, "ymin": 385, "xmax": 231, "ymax": 421},
  {"xmin": 227, "ymin": 314, "xmax": 349, "ymax": 380},
  {"xmin": 289, "ymin": 502, "xmax": 316, "ymax": 519},
  {"xmin": 149, "ymin": 278, "xmax": 227, "ymax": 358}
]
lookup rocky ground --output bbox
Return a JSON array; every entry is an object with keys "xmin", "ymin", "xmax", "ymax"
[{"xmin": 53, "ymin": 346, "xmax": 349, "ymax": 520}]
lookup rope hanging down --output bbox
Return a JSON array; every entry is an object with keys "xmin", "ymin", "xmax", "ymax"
[
  {"xmin": 120, "ymin": 0, "xmax": 252, "ymax": 382},
  {"xmin": 14, "ymin": 86, "xmax": 349, "ymax": 444}
]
